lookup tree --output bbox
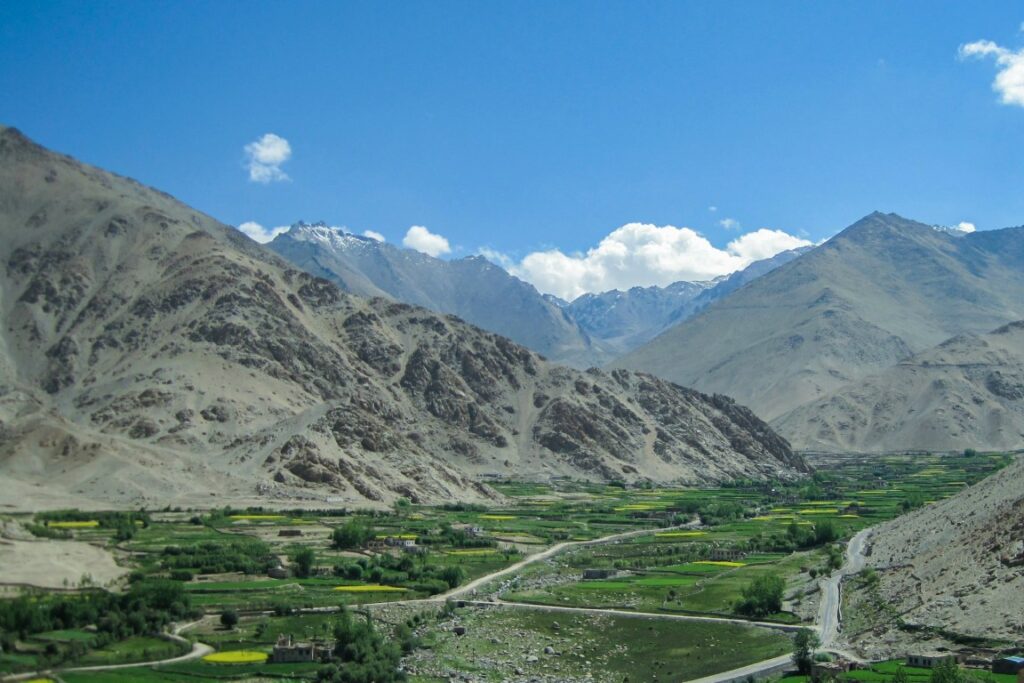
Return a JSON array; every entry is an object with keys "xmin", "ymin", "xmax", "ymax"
[
  {"xmin": 735, "ymin": 574, "xmax": 785, "ymax": 617},
  {"xmin": 814, "ymin": 520, "xmax": 838, "ymax": 546},
  {"xmin": 332, "ymin": 520, "xmax": 371, "ymax": 550},
  {"xmin": 893, "ymin": 666, "xmax": 910, "ymax": 683},
  {"xmin": 220, "ymin": 609, "xmax": 239, "ymax": 630},
  {"xmin": 792, "ymin": 628, "xmax": 820, "ymax": 674},
  {"xmin": 930, "ymin": 659, "xmax": 964, "ymax": 683},
  {"xmin": 293, "ymin": 548, "xmax": 316, "ymax": 579}
]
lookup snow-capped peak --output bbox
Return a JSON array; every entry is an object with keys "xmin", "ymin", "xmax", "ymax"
[{"xmin": 286, "ymin": 221, "xmax": 378, "ymax": 250}]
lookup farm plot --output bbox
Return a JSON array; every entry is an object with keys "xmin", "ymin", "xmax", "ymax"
[{"xmin": 404, "ymin": 605, "xmax": 792, "ymax": 683}]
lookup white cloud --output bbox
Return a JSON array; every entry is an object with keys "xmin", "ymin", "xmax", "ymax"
[
  {"xmin": 707, "ymin": 205, "xmax": 718, "ymax": 213},
  {"xmin": 959, "ymin": 39, "xmax": 1024, "ymax": 106},
  {"xmin": 725, "ymin": 228, "xmax": 811, "ymax": 261},
  {"xmin": 508, "ymin": 223, "xmax": 812, "ymax": 301},
  {"xmin": 719, "ymin": 217, "xmax": 741, "ymax": 231},
  {"xmin": 237, "ymin": 221, "xmax": 290, "ymax": 243},
  {"xmin": 477, "ymin": 247, "xmax": 515, "ymax": 269},
  {"xmin": 956, "ymin": 221, "xmax": 977, "ymax": 233},
  {"xmin": 402, "ymin": 225, "xmax": 451, "ymax": 257},
  {"xmin": 244, "ymin": 133, "xmax": 292, "ymax": 183},
  {"xmin": 363, "ymin": 230, "xmax": 386, "ymax": 242}
]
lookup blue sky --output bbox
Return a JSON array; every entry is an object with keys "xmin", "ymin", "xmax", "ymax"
[{"xmin": 2, "ymin": 2, "xmax": 1023, "ymax": 298}]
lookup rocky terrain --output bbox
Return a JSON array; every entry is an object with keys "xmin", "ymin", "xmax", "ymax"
[
  {"xmin": 0, "ymin": 126, "xmax": 807, "ymax": 510},
  {"xmin": 269, "ymin": 223, "xmax": 608, "ymax": 368},
  {"xmin": 564, "ymin": 280, "xmax": 715, "ymax": 357},
  {"xmin": 615, "ymin": 213, "xmax": 1024, "ymax": 426},
  {"xmin": 840, "ymin": 455, "xmax": 1024, "ymax": 658},
  {"xmin": 776, "ymin": 321, "xmax": 1024, "ymax": 452}
]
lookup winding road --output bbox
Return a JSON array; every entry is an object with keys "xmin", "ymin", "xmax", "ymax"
[{"xmin": 2, "ymin": 523, "xmax": 873, "ymax": 683}]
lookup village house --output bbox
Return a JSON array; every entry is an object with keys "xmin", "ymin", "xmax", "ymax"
[
  {"xmin": 270, "ymin": 634, "xmax": 320, "ymax": 663},
  {"xmin": 708, "ymin": 547, "xmax": 746, "ymax": 562},
  {"xmin": 267, "ymin": 564, "xmax": 289, "ymax": 579},
  {"xmin": 993, "ymin": 657, "xmax": 1024, "ymax": 675},
  {"xmin": 907, "ymin": 652, "xmax": 958, "ymax": 669}
]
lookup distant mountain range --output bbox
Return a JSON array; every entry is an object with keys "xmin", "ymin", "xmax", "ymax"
[
  {"xmin": 615, "ymin": 212, "xmax": 1024, "ymax": 452},
  {"xmin": 565, "ymin": 247, "xmax": 812, "ymax": 356},
  {"xmin": 268, "ymin": 222, "xmax": 809, "ymax": 366},
  {"xmin": 0, "ymin": 126, "xmax": 807, "ymax": 509},
  {"xmin": 268, "ymin": 224, "xmax": 609, "ymax": 367}
]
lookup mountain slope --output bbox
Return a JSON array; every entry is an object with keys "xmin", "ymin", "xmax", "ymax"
[
  {"xmin": 841, "ymin": 455, "xmax": 1024, "ymax": 658},
  {"xmin": 0, "ymin": 127, "xmax": 807, "ymax": 509},
  {"xmin": 565, "ymin": 248, "xmax": 810, "ymax": 357},
  {"xmin": 775, "ymin": 322, "xmax": 1024, "ymax": 452},
  {"xmin": 565, "ymin": 281, "xmax": 713, "ymax": 356},
  {"xmin": 614, "ymin": 213, "xmax": 1024, "ymax": 421},
  {"xmin": 268, "ymin": 224, "xmax": 608, "ymax": 367}
]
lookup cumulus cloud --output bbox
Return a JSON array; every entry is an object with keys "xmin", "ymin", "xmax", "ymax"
[
  {"xmin": 959, "ymin": 39, "xmax": 1024, "ymax": 106},
  {"xmin": 477, "ymin": 247, "xmax": 515, "ymax": 269},
  {"xmin": 244, "ymin": 133, "xmax": 292, "ymax": 183},
  {"xmin": 725, "ymin": 228, "xmax": 812, "ymax": 261},
  {"xmin": 363, "ymin": 230, "xmax": 386, "ymax": 242},
  {"xmin": 508, "ymin": 223, "xmax": 812, "ymax": 301},
  {"xmin": 955, "ymin": 221, "xmax": 977, "ymax": 233},
  {"xmin": 719, "ymin": 217, "xmax": 741, "ymax": 231},
  {"xmin": 237, "ymin": 221, "xmax": 290, "ymax": 243},
  {"xmin": 403, "ymin": 225, "xmax": 451, "ymax": 257}
]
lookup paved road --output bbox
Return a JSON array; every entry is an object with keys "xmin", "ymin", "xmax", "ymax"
[
  {"xmin": 1, "ymin": 523, "xmax": 874, "ymax": 683},
  {"xmin": 462, "ymin": 599, "xmax": 806, "ymax": 632},
  {"xmin": 0, "ymin": 619, "xmax": 214, "ymax": 682},
  {"xmin": 441, "ymin": 522, "xmax": 697, "ymax": 601}
]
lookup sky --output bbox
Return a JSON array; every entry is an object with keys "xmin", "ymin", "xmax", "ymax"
[{"xmin": 2, "ymin": 2, "xmax": 1023, "ymax": 299}]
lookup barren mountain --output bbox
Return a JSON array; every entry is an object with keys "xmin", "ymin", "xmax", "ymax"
[
  {"xmin": 614, "ymin": 213, "xmax": 1024, "ymax": 421},
  {"xmin": 564, "ymin": 249, "xmax": 809, "ymax": 357},
  {"xmin": 0, "ymin": 127, "xmax": 806, "ymax": 510},
  {"xmin": 269, "ymin": 224, "xmax": 608, "ymax": 367},
  {"xmin": 565, "ymin": 281, "xmax": 714, "ymax": 356},
  {"xmin": 776, "ymin": 322, "xmax": 1024, "ymax": 452},
  {"xmin": 841, "ymin": 455, "xmax": 1024, "ymax": 658}
]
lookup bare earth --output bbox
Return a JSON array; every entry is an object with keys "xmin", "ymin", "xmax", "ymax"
[{"xmin": 0, "ymin": 536, "xmax": 128, "ymax": 589}]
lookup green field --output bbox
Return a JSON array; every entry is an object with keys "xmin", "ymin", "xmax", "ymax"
[{"xmin": 0, "ymin": 451, "xmax": 1013, "ymax": 681}]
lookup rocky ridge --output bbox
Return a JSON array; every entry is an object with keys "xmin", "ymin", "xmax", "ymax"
[{"xmin": 0, "ymin": 126, "xmax": 806, "ymax": 509}]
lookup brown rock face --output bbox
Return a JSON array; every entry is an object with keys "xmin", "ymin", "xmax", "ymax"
[{"xmin": 0, "ymin": 126, "xmax": 805, "ymax": 509}]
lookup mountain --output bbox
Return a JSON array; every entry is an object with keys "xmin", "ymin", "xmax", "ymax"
[
  {"xmin": 669, "ymin": 247, "xmax": 812, "ymax": 324},
  {"xmin": 0, "ymin": 126, "xmax": 807, "ymax": 510},
  {"xmin": 776, "ymin": 322, "xmax": 1024, "ymax": 452},
  {"xmin": 840, "ymin": 455, "xmax": 1024, "ymax": 658},
  {"xmin": 565, "ymin": 248, "xmax": 810, "ymax": 357},
  {"xmin": 615, "ymin": 213, "xmax": 1024, "ymax": 422},
  {"xmin": 268, "ymin": 224, "xmax": 608, "ymax": 367},
  {"xmin": 565, "ymin": 281, "xmax": 714, "ymax": 356}
]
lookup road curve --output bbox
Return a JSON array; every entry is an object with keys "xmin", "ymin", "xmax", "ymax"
[
  {"xmin": 0, "ymin": 619, "xmax": 213, "ymax": 682},
  {"xmin": 1, "ymin": 524, "xmax": 874, "ymax": 683}
]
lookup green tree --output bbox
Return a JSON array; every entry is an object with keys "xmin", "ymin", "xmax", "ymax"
[
  {"xmin": 792, "ymin": 628, "xmax": 820, "ymax": 674},
  {"xmin": 930, "ymin": 659, "xmax": 964, "ymax": 683},
  {"xmin": 893, "ymin": 666, "xmax": 910, "ymax": 683},
  {"xmin": 735, "ymin": 574, "xmax": 785, "ymax": 617},
  {"xmin": 332, "ymin": 520, "xmax": 371, "ymax": 550},
  {"xmin": 293, "ymin": 547, "xmax": 316, "ymax": 578},
  {"xmin": 220, "ymin": 609, "xmax": 239, "ymax": 630}
]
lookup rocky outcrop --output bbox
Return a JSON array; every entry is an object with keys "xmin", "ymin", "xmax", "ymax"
[{"xmin": 0, "ymin": 126, "xmax": 806, "ymax": 509}]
